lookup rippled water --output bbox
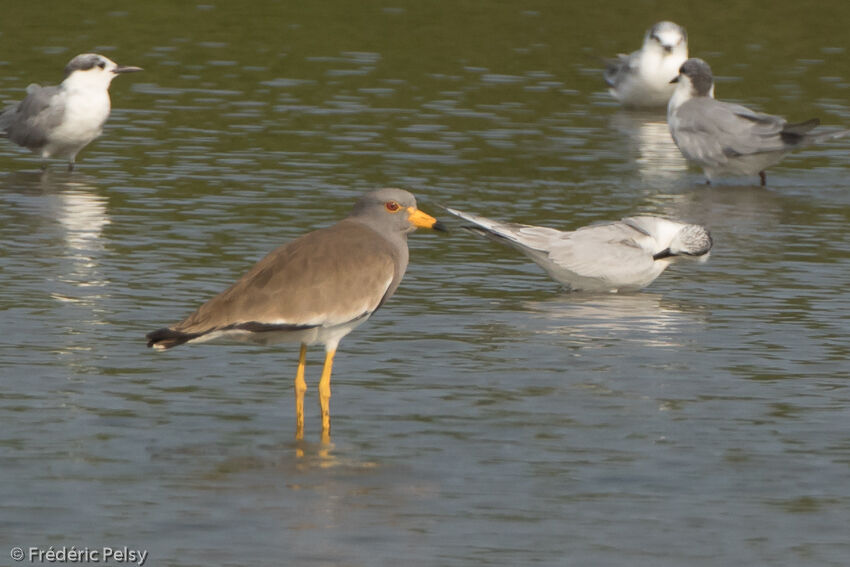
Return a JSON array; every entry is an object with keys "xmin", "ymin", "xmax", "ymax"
[{"xmin": 2, "ymin": 2, "xmax": 850, "ymax": 566}]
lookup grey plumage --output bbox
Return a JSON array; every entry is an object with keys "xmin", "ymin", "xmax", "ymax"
[
  {"xmin": 668, "ymin": 58, "xmax": 850, "ymax": 184},
  {"xmin": 63, "ymin": 53, "xmax": 111, "ymax": 75},
  {"xmin": 1, "ymin": 85, "xmax": 65, "ymax": 149},
  {"xmin": 446, "ymin": 207, "xmax": 712, "ymax": 293}
]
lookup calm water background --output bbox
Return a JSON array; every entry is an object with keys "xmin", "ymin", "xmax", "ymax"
[{"xmin": 2, "ymin": 1, "xmax": 849, "ymax": 565}]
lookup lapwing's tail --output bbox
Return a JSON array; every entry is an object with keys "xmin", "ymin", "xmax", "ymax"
[{"xmin": 146, "ymin": 327, "xmax": 195, "ymax": 349}]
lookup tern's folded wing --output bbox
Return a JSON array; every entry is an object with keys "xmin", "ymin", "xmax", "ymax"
[
  {"xmin": 675, "ymin": 99, "xmax": 790, "ymax": 162},
  {"xmin": 546, "ymin": 223, "xmax": 656, "ymax": 282},
  {"xmin": 604, "ymin": 52, "xmax": 637, "ymax": 88},
  {"xmin": 4, "ymin": 85, "xmax": 65, "ymax": 149}
]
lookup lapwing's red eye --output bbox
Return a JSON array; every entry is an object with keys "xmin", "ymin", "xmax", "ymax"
[{"xmin": 385, "ymin": 201, "xmax": 400, "ymax": 212}]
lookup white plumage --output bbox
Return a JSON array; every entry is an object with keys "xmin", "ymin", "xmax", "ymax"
[{"xmin": 604, "ymin": 21, "xmax": 688, "ymax": 108}]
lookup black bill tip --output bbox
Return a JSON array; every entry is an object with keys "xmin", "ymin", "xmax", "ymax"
[
  {"xmin": 653, "ymin": 248, "xmax": 674, "ymax": 260},
  {"xmin": 432, "ymin": 220, "xmax": 449, "ymax": 233}
]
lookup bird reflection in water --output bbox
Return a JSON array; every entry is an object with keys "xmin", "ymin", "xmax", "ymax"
[
  {"xmin": 524, "ymin": 292, "xmax": 706, "ymax": 349},
  {"xmin": 609, "ymin": 111, "xmax": 688, "ymax": 183}
]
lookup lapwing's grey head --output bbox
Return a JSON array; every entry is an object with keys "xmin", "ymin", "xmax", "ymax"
[
  {"xmin": 349, "ymin": 188, "xmax": 446, "ymax": 235},
  {"xmin": 654, "ymin": 224, "xmax": 713, "ymax": 262},
  {"xmin": 670, "ymin": 57, "xmax": 714, "ymax": 97},
  {"xmin": 63, "ymin": 53, "xmax": 143, "ymax": 84},
  {"xmin": 645, "ymin": 21, "xmax": 688, "ymax": 55}
]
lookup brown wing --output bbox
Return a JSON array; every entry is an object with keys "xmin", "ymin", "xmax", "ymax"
[{"xmin": 173, "ymin": 219, "xmax": 403, "ymax": 334}]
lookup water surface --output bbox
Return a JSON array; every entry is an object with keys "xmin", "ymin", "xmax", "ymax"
[{"xmin": 2, "ymin": 2, "xmax": 849, "ymax": 566}]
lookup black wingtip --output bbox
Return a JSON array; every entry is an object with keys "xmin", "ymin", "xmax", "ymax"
[
  {"xmin": 146, "ymin": 327, "xmax": 192, "ymax": 349},
  {"xmin": 782, "ymin": 118, "xmax": 820, "ymax": 137}
]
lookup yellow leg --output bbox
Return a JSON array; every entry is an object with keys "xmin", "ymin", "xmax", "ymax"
[
  {"xmin": 294, "ymin": 344, "xmax": 308, "ymax": 440},
  {"xmin": 318, "ymin": 348, "xmax": 336, "ymax": 438}
]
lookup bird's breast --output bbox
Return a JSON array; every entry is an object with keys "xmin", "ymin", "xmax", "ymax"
[
  {"xmin": 52, "ymin": 90, "xmax": 112, "ymax": 143},
  {"xmin": 666, "ymin": 89, "xmax": 690, "ymax": 119}
]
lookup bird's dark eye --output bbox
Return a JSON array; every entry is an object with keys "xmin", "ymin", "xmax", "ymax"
[
  {"xmin": 385, "ymin": 201, "xmax": 400, "ymax": 212},
  {"xmin": 97, "ymin": 61, "xmax": 106, "ymax": 69}
]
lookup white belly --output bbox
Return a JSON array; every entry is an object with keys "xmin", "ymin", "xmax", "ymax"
[
  {"xmin": 43, "ymin": 91, "xmax": 111, "ymax": 159},
  {"xmin": 527, "ymin": 249, "xmax": 669, "ymax": 292}
]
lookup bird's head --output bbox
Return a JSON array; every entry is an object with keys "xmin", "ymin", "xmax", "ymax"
[
  {"xmin": 670, "ymin": 57, "xmax": 715, "ymax": 98},
  {"xmin": 350, "ymin": 188, "xmax": 447, "ymax": 236},
  {"xmin": 645, "ymin": 21, "xmax": 688, "ymax": 56},
  {"xmin": 653, "ymin": 224, "xmax": 713, "ymax": 263},
  {"xmin": 62, "ymin": 53, "xmax": 142, "ymax": 89}
]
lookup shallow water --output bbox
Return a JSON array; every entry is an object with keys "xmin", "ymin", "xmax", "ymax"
[{"xmin": 2, "ymin": 2, "xmax": 850, "ymax": 566}]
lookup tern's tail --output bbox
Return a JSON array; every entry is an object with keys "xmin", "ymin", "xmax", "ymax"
[
  {"xmin": 444, "ymin": 207, "xmax": 527, "ymax": 243},
  {"xmin": 0, "ymin": 107, "xmax": 13, "ymax": 136},
  {"xmin": 443, "ymin": 206, "xmax": 561, "ymax": 254},
  {"xmin": 781, "ymin": 119, "xmax": 850, "ymax": 146},
  {"xmin": 804, "ymin": 128, "xmax": 850, "ymax": 145}
]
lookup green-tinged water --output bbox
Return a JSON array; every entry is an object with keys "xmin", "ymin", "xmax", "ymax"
[{"xmin": 2, "ymin": 2, "xmax": 850, "ymax": 565}]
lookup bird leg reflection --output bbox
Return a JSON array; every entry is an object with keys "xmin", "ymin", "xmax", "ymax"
[{"xmin": 294, "ymin": 343, "xmax": 308, "ymax": 440}]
